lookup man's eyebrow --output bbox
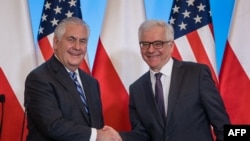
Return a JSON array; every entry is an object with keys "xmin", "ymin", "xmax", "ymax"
[{"xmin": 67, "ymin": 36, "xmax": 76, "ymax": 39}]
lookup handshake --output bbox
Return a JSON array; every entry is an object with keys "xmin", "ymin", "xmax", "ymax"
[{"xmin": 96, "ymin": 125, "xmax": 122, "ymax": 141}]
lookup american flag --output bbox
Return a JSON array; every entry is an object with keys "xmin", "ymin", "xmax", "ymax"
[
  {"xmin": 37, "ymin": 0, "xmax": 90, "ymax": 73},
  {"xmin": 169, "ymin": 0, "xmax": 218, "ymax": 85}
]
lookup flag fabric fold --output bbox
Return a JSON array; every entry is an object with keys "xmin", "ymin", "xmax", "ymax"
[
  {"xmin": 37, "ymin": 0, "xmax": 90, "ymax": 73},
  {"xmin": 169, "ymin": 0, "xmax": 218, "ymax": 86},
  {"xmin": 92, "ymin": 0, "xmax": 148, "ymax": 131},
  {"xmin": 219, "ymin": 0, "xmax": 250, "ymax": 124}
]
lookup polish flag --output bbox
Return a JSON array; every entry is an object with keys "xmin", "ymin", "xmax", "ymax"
[
  {"xmin": 0, "ymin": 0, "xmax": 36, "ymax": 140},
  {"xmin": 219, "ymin": 0, "xmax": 250, "ymax": 124},
  {"xmin": 92, "ymin": 0, "xmax": 147, "ymax": 131}
]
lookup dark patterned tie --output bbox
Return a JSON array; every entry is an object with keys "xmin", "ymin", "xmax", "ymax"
[
  {"xmin": 69, "ymin": 72, "xmax": 89, "ymax": 113},
  {"xmin": 155, "ymin": 73, "xmax": 166, "ymax": 120}
]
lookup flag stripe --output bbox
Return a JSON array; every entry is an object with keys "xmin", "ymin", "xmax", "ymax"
[
  {"xmin": 186, "ymin": 25, "xmax": 218, "ymax": 84},
  {"xmin": 0, "ymin": 68, "xmax": 28, "ymax": 141},
  {"xmin": 174, "ymin": 37, "xmax": 196, "ymax": 62},
  {"xmin": 38, "ymin": 37, "xmax": 53, "ymax": 61},
  {"xmin": 219, "ymin": 42, "xmax": 250, "ymax": 123},
  {"xmin": 92, "ymin": 39, "xmax": 130, "ymax": 131},
  {"xmin": 227, "ymin": 1, "xmax": 250, "ymax": 78},
  {"xmin": 197, "ymin": 25, "xmax": 217, "ymax": 72},
  {"xmin": 187, "ymin": 30, "xmax": 209, "ymax": 63},
  {"xmin": 172, "ymin": 44, "xmax": 182, "ymax": 60}
]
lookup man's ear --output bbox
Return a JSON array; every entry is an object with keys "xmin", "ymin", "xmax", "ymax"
[
  {"xmin": 53, "ymin": 36, "xmax": 58, "ymax": 49},
  {"xmin": 170, "ymin": 41, "xmax": 174, "ymax": 53}
]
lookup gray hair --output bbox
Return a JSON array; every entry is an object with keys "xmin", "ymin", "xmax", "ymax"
[
  {"xmin": 54, "ymin": 17, "xmax": 90, "ymax": 40},
  {"xmin": 138, "ymin": 20, "xmax": 174, "ymax": 41}
]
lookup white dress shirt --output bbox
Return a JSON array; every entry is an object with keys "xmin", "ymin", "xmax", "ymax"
[{"xmin": 150, "ymin": 58, "xmax": 173, "ymax": 117}]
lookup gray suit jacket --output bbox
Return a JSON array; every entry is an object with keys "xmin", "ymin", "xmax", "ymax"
[
  {"xmin": 25, "ymin": 55, "xmax": 104, "ymax": 141},
  {"xmin": 120, "ymin": 58, "xmax": 230, "ymax": 141}
]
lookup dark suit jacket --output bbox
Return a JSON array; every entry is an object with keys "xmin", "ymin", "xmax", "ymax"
[
  {"xmin": 120, "ymin": 58, "xmax": 230, "ymax": 141},
  {"xmin": 24, "ymin": 55, "xmax": 104, "ymax": 141}
]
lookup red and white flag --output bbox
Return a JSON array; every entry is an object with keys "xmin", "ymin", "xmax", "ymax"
[
  {"xmin": 92, "ymin": 0, "xmax": 147, "ymax": 131},
  {"xmin": 219, "ymin": 0, "xmax": 250, "ymax": 124},
  {"xmin": 169, "ymin": 0, "xmax": 218, "ymax": 85},
  {"xmin": 37, "ymin": 0, "xmax": 90, "ymax": 73},
  {"xmin": 0, "ymin": 0, "xmax": 36, "ymax": 140}
]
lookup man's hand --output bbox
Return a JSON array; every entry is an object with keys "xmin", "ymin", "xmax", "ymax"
[{"xmin": 96, "ymin": 125, "xmax": 122, "ymax": 141}]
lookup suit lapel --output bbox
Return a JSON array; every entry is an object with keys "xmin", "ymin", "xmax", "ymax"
[
  {"xmin": 143, "ymin": 72, "xmax": 165, "ymax": 128},
  {"xmin": 165, "ymin": 59, "xmax": 184, "ymax": 127},
  {"xmin": 49, "ymin": 56, "xmax": 91, "ymax": 124}
]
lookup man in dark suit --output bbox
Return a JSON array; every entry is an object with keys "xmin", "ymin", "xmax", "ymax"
[
  {"xmin": 120, "ymin": 20, "xmax": 230, "ymax": 141},
  {"xmin": 24, "ymin": 17, "xmax": 121, "ymax": 141}
]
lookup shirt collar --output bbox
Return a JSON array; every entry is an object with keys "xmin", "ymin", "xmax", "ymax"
[
  {"xmin": 54, "ymin": 54, "xmax": 79, "ymax": 75},
  {"xmin": 66, "ymin": 67, "xmax": 79, "ymax": 75}
]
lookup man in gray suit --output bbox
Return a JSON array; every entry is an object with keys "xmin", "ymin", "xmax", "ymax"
[
  {"xmin": 24, "ymin": 17, "xmax": 121, "ymax": 141},
  {"xmin": 120, "ymin": 20, "xmax": 230, "ymax": 141}
]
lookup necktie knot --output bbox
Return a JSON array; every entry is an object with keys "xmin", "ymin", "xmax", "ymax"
[
  {"xmin": 155, "ymin": 73, "xmax": 162, "ymax": 80},
  {"xmin": 69, "ymin": 72, "xmax": 77, "ymax": 81}
]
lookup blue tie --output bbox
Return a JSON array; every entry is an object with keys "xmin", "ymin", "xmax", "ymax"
[
  {"xmin": 69, "ymin": 72, "xmax": 89, "ymax": 113},
  {"xmin": 155, "ymin": 73, "xmax": 166, "ymax": 120}
]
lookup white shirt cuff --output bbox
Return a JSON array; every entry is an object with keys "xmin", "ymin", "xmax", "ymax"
[{"xmin": 90, "ymin": 128, "xmax": 97, "ymax": 141}]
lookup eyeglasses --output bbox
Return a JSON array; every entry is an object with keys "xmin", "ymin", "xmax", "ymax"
[{"xmin": 139, "ymin": 40, "xmax": 171, "ymax": 49}]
